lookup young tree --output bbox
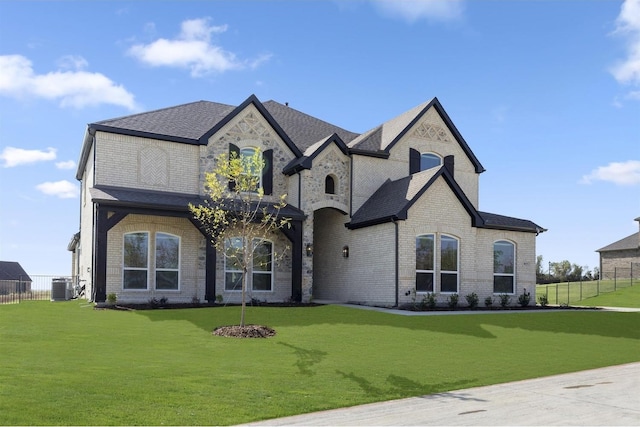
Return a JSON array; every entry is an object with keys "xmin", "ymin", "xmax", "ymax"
[{"xmin": 189, "ymin": 148, "xmax": 290, "ymax": 328}]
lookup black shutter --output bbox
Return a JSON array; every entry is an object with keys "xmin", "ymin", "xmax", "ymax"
[
  {"xmin": 409, "ymin": 148, "xmax": 421, "ymax": 174},
  {"xmin": 262, "ymin": 149, "xmax": 273, "ymax": 195},
  {"xmin": 228, "ymin": 144, "xmax": 239, "ymax": 191}
]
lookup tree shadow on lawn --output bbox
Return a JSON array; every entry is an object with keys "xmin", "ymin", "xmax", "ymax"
[
  {"xmin": 336, "ymin": 370, "xmax": 480, "ymax": 400},
  {"xmin": 134, "ymin": 305, "xmax": 640, "ymax": 341}
]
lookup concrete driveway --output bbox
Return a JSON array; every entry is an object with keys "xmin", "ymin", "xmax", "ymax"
[{"xmin": 245, "ymin": 362, "xmax": 640, "ymax": 426}]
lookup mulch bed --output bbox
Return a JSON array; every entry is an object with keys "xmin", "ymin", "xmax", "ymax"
[{"xmin": 213, "ymin": 324, "xmax": 276, "ymax": 338}]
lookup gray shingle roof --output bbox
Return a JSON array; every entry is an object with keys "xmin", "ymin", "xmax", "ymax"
[
  {"xmin": 0, "ymin": 261, "xmax": 32, "ymax": 282},
  {"xmin": 89, "ymin": 98, "xmax": 359, "ymax": 153},
  {"xmin": 91, "ymin": 186, "xmax": 306, "ymax": 220},
  {"xmin": 347, "ymin": 166, "xmax": 544, "ymax": 233},
  {"xmin": 597, "ymin": 232, "xmax": 640, "ymax": 252},
  {"xmin": 93, "ymin": 101, "xmax": 236, "ymax": 143}
]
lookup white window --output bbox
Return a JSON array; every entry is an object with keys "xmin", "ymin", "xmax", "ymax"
[
  {"xmin": 155, "ymin": 233, "xmax": 180, "ymax": 290},
  {"xmin": 224, "ymin": 237, "xmax": 273, "ymax": 292},
  {"xmin": 123, "ymin": 231, "xmax": 181, "ymax": 290},
  {"xmin": 494, "ymin": 240, "xmax": 515, "ymax": 294},
  {"xmin": 123, "ymin": 232, "xmax": 149, "ymax": 290},
  {"xmin": 440, "ymin": 235, "xmax": 459, "ymax": 293},
  {"xmin": 416, "ymin": 234, "xmax": 435, "ymax": 292}
]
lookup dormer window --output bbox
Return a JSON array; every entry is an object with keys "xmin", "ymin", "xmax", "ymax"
[
  {"xmin": 325, "ymin": 175, "xmax": 336, "ymax": 194},
  {"xmin": 421, "ymin": 153, "xmax": 441, "ymax": 171},
  {"xmin": 410, "ymin": 149, "xmax": 442, "ymax": 174}
]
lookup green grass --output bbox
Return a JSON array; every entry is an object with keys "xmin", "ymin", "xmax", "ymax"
[
  {"xmin": 536, "ymin": 279, "xmax": 636, "ymax": 305},
  {"xmin": 1, "ymin": 301, "xmax": 639, "ymax": 425},
  {"xmin": 577, "ymin": 284, "xmax": 640, "ymax": 308}
]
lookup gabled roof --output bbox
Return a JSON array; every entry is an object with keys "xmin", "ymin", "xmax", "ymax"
[
  {"xmin": 347, "ymin": 166, "xmax": 544, "ymax": 234},
  {"xmin": 77, "ymin": 95, "xmax": 359, "ymax": 180},
  {"xmin": 596, "ymin": 232, "xmax": 640, "ymax": 252},
  {"xmin": 0, "ymin": 261, "xmax": 32, "ymax": 282},
  {"xmin": 348, "ymin": 97, "xmax": 485, "ymax": 173},
  {"xmin": 283, "ymin": 133, "xmax": 349, "ymax": 175}
]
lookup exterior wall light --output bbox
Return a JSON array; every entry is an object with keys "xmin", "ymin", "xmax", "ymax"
[
  {"xmin": 305, "ymin": 243, "xmax": 313, "ymax": 257},
  {"xmin": 342, "ymin": 245, "xmax": 349, "ymax": 258}
]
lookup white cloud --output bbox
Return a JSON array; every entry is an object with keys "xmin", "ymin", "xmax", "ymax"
[
  {"xmin": 372, "ymin": 0, "xmax": 464, "ymax": 23},
  {"xmin": 55, "ymin": 160, "xmax": 76, "ymax": 170},
  {"xmin": 127, "ymin": 18, "xmax": 270, "ymax": 76},
  {"xmin": 580, "ymin": 160, "xmax": 640, "ymax": 186},
  {"xmin": 36, "ymin": 180, "xmax": 79, "ymax": 199},
  {"xmin": 0, "ymin": 146, "xmax": 56, "ymax": 167},
  {"xmin": 610, "ymin": 0, "xmax": 640, "ymax": 99},
  {"xmin": 0, "ymin": 54, "xmax": 138, "ymax": 110}
]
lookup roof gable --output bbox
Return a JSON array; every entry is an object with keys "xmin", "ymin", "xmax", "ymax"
[
  {"xmin": 597, "ymin": 232, "xmax": 640, "ymax": 252},
  {"xmin": 198, "ymin": 95, "xmax": 303, "ymax": 157},
  {"xmin": 283, "ymin": 133, "xmax": 348, "ymax": 175},
  {"xmin": 348, "ymin": 98, "xmax": 485, "ymax": 173},
  {"xmin": 347, "ymin": 166, "xmax": 544, "ymax": 233},
  {"xmin": 0, "ymin": 261, "xmax": 32, "ymax": 282}
]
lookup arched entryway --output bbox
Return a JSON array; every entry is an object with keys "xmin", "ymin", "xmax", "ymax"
[{"xmin": 312, "ymin": 206, "xmax": 349, "ymax": 301}]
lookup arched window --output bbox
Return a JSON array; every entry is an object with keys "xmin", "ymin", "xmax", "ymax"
[
  {"xmin": 325, "ymin": 175, "xmax": 336, "ymax": 194},
  {"xmin": 421, "ymin": 153, "xmax": 442, "ymax": 171},
  {"xmin": 155, "ymin": 233, "xmax": 180, "ymax": 290},
  {"xmin": 494, "ymin": 240, "xmax": 515, "ymax": 294},
  {"xmin": 123, "ymin": 232, "xmax": 149, "ymax": 290},
  {"xmin": 410, "ymin": 149, "xmax": 442, "ymax": 174}
]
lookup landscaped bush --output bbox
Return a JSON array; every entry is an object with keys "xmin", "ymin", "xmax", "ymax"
[
  {"xmin": 421, "ymin": 292, "xmax": 437, "ymax": 309},
  {"xmin": 498, "ymin": 293, "xmax": 511, "ymax": 308},
  {"xmin": 518, "ymin": 289, "xmax": 531, "ymax": 307},
  {"xmin": 465, "ymin": 292, "xmax": 479, "ymax": 309},
  {"xmin": 484, "ymin": 296, "xmax": 493, "ymax": 308},
  {"xmin": 538, "ymin": 293, "xmax": 549, "ymax": 307},
  {"xmin": 447, "ymin": 293, "xmax": 459, "ymax": 309}
]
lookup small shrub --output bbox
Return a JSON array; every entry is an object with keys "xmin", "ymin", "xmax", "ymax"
[
  {"xmin": 498, "ymin": 293, "xmax": 511, "ymax": 308},
  {"xmin": 484, "ymin": 296, "xmax": 493, "ymax": 308},
  {"xmin": 106, "ymin": 293, "xmax": 117, "ymax": 305},
  {"xmin": 216, "ymin": 294, "xmax": 223, "ymax": 304},
  {"xmin": 191, "ymin": 295, "xmax": 201, "ymax": 304},
  {"xmin": 421, "ymin": 293, "xmax": 437, "ymax": 310},
  {"xmin": 518, "ymin": 289, "xmax": 531, "ymax": 307},
  {"xmin": 447, "ymin": 293, "xmax": 459, "ymax": 309},
  {"xmin": 465, "ymin": 292, "xmax": 479, "ymax": 309},
  {"xmin": 538, "ymin": 294, "xmax": 549, "ymax": 307}
]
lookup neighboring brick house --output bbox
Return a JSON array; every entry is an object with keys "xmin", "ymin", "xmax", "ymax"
[
  {"xmin": 596, "ymin": 217, "xmax": 640, "ymax": 278},
  {"xmin": 71, "ymin": 95, "xmax": 545, "ymax": 307}
]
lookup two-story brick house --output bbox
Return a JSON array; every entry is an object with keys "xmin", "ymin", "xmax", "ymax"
[{"xmin": 70, "ymin": 94, "xmax": 545, "ymax": 307}]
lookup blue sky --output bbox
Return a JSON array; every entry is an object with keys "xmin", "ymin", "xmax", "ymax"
[{"xmin": 0, "ymin": 0, "xmax": 638, "ymax": 276}]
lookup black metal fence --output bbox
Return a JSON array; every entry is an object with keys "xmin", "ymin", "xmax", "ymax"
[
  {"xmin": 536, "ymin": 265, "xmax": 639, "ymax": 306},
  {"xmin": 0, "ymin": 275, "xmax": 81, "ymax": 304}
]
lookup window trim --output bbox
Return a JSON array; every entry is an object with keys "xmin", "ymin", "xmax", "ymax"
[
  {"xmin": 440, "ymin": 234, "xmax": 459, "ymax": 294},
  {"xmin": 224, "ymin": 237, "xmax": 274, "ymax": 293},
  {"xmin": 493, "ymin": 240, "xmax": 516, "ymax": 294},
  {"xmin": 251, "ymin": 239, "xmax": 273, "ymax": 292},
  {"xmin": 155, "ymin": 232, "xmax": 181, "ymax": 291},
  {"xmin": 224, "ymin": 237, "xmax": 244, "ymax": 292},
  {"xmin": 415, "ymin": 234, "xmax": 435, "ymax": 293},
  {"xmin": 123, "ymin": 231, "xmax": 150, "ymax": 291}
]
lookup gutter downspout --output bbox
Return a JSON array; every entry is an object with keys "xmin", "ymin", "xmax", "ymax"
[{"xmin": 392, "ymin": 218, "xmax": 399, "ymax": 307}]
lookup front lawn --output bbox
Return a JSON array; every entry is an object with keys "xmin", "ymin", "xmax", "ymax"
[{"xmin": 1, "ymin": 301, "xmax": 638, "ymax": 425}]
